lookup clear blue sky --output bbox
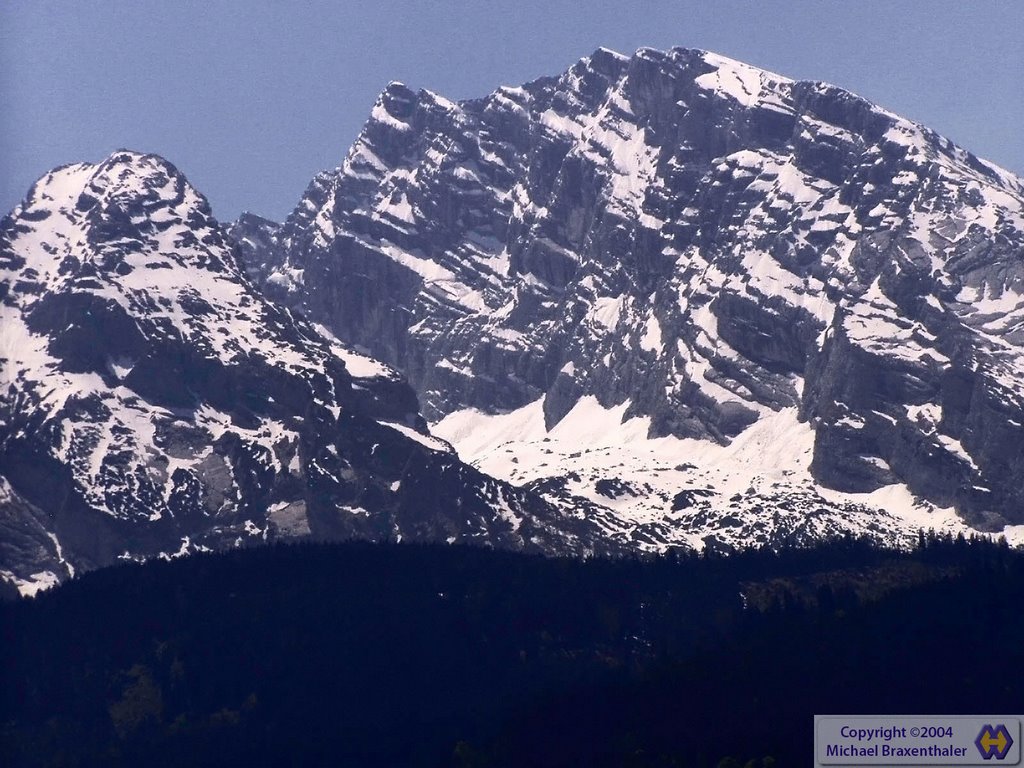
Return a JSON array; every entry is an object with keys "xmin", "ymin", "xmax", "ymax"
[{"xmin": 3, "ymin": 1, "xmax": 1022, "ymax": 223}]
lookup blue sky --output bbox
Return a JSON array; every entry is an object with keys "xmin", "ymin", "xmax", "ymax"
[{"xmin": 3, "ymin": 1, "xmax": 1022, "ymax": 222}]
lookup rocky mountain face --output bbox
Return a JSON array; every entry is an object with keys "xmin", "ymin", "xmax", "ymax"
[
  {"xmin": 234, "ymin": 46, "xmax": 1024, "ymax": 540},
  {"xmin": 0, "ymin": 152, "xmax": 620, "ymax": 594}
]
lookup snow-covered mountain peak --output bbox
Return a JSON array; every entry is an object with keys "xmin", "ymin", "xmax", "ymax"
[
  {"xmin": 590, "ymin": 46, "xmax": 629, "ymax": 63},
  {"xmin": 24, "ymin": 150, "xmax": 210, "ymax": 228},
  {"xmin": 3, "ymin": 151, "xmax": 629, "ymax": 594},
  {"xmin": 3, "ymin": 150, "xmax": 227, "ymax": 293},
  {"xmin": 234, "ymin": 45, "xmax": 1024, "ymax": 539},
  {"xmin": 372, "ymin": 81, "xmax": 419, "ymax": 125}
]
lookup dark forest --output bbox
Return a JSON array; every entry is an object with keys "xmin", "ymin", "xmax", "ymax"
[{"xmin": 3, "ymin": 533, "xmax": 1021, "ymax": 767}]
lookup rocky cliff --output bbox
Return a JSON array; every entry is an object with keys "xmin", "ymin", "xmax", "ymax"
[{"xmin": 234, "ymin": 47, "xmax": 1024, "ymax": 533}]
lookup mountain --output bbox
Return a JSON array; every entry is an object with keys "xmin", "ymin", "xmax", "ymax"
[
  {"xmin": 234, "ymin": 46, "xmax": 1024, "ymax": 549},
  {"xmin": 5, "ymin": 48, "xmax": 1024, "ymax": 593},
  {"xmin": 0, "ymin": 151, "xmax": 620, "ymax": 594}
]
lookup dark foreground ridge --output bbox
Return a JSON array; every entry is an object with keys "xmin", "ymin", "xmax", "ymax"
[{"xmin": 3, "ymin": 534, "xmax": 1022, "ymax": 767}]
